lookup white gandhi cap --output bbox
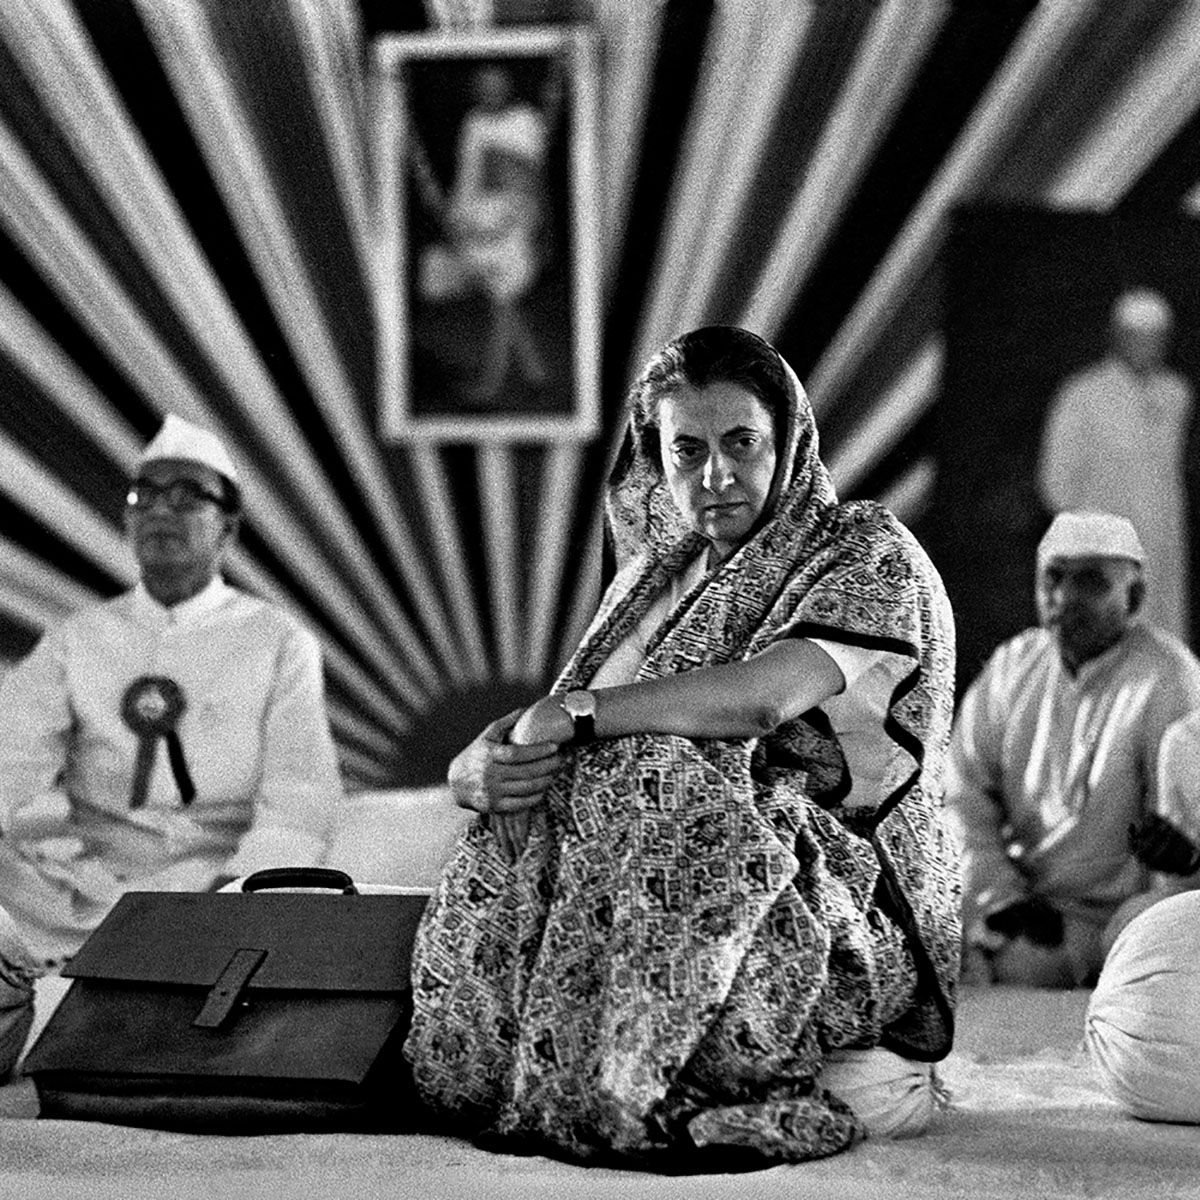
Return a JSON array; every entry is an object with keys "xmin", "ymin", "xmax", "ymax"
[
  {"xmin": 1038, "ymin": 511, "xmax": 1145, "ymax": 570},
  {"xmin": 138, "ymin": 414, "xmax": 239, "ymax": 485},
  {"xmin": 1111, "ymin": 288, "xmax": 1172, "ymax": 331}
]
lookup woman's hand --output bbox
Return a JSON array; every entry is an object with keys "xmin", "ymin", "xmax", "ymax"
[{"xmin": 448, "ymin": 708, "xmax": 565, "ymax": 866}]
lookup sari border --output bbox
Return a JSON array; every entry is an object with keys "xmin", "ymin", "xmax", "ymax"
[{"xmin": 783, "ymin": 621, "xmax": 954, "ymax": 1061}]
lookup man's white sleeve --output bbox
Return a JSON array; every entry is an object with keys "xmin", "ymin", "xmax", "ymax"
[
  {"xmin": 0, "ymin": 631, "xmax": 74, "ymax": 838},
  {"xmin": 943, "ymin": 659, "xmax": 1027, "ymax": 930},
  {"xmin": 1157, "ymin": 714, "xmax": 1200, "ymax": 844}
]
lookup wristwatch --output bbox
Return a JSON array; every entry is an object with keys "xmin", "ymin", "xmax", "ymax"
[{"xmin": 559, "ymin": 689, "xmax": 597, "ymax": 747}]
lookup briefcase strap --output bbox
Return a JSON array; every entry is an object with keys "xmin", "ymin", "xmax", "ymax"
[{"xmin": 193, "ymin": 948, "xmax": 267, "ymax": 1029}]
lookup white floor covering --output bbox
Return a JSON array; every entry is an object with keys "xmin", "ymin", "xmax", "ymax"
[{"xmin": 2, "ymin": 984, "xmax": 1197, "ymax": 1200}]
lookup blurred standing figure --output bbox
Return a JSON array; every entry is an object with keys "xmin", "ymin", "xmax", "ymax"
[{"xmin": 1039, "ymin": 287, "xmax": 1193, "ymax": 641}]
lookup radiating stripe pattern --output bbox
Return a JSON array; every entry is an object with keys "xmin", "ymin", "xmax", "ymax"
[{"xmin": 2, "ymin": 0, "xmax": 1198, "ymax": 785}]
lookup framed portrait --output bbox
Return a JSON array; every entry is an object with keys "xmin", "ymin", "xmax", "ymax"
[{"xmin": 374, "ymin": 26, "xmax": 600, "ymax": 443}]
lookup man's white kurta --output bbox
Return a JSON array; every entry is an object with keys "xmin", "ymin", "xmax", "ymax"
[
  {"xmin": 945, "ymin": 623, "xmax": 1200, "ymax": 932},
  {"xmin": 0, "ymin": 577, "xmax": 342, "ymax": 960}
]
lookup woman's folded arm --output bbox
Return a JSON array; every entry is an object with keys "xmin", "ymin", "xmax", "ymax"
[{"xmin": 511, "ymin": 638, "xmax": 845, "ymax": 746}]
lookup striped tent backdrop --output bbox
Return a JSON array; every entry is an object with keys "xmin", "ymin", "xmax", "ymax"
[{"xmin": 3, "ymin": 0, "xmax": 1200, "ymax": 786}]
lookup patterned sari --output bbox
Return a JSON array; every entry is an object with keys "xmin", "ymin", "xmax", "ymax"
[{"xmin": 404, "ymin": 344, "xmax": 959, "ymax": 1165}]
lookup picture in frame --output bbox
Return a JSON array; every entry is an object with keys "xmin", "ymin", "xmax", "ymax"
[{"xmin": 374, "ymin": 26, "xmax": 600, "ymax": 443}]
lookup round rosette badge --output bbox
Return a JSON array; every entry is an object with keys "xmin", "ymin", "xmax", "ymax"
[{"xmin": 120, "ymin": 676, "xmax": 195, "ymax": 808}]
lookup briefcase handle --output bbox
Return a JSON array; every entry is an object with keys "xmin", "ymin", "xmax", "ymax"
[{"xmin": 240, "ymin": 867, "xmax": 359, "ymax": 895}]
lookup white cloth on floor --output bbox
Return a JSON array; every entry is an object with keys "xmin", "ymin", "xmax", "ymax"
[
  {"xmin": 1085, "ymin": 889, "xmax": 1200, "ymax": 1123},
  {"xmin": 818, "ymin": 1046, "xmax": 938, "ymax": 1139}
]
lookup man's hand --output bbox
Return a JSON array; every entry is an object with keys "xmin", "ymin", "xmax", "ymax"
[
  {"xmin": 983, "ymin": 897, "xmax": 1064, "ymax": 947},
  {"xmin": 1129, "ymin": 813, "xmax": 1200, "ymax": 876}
]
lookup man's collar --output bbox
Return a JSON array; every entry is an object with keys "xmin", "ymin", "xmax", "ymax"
[
  {"xmin": 1106, "ymin": 355, "xmax": 1159, "ymax": 384},
  {"xmin": 131, "ymin": 576, "xmax": 232, "ymax": 627},
  {"xmin": 1056, "ymin": 627, "xmax": 1134, "ymax": 685}
]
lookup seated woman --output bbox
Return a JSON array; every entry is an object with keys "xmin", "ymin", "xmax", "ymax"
[{"xmin": 404, "ymin": 326, "xmax": 960, "ymax": 1166}]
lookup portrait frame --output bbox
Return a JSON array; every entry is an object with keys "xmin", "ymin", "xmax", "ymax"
[{"xmin": 373, "ymin": 26, "xmax": 600, "ymax": 443}]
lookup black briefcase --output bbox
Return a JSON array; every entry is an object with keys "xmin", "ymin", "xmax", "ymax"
[{"xmin": 21, "ymin": 868, "xmax": 431, "ymax": 1133}]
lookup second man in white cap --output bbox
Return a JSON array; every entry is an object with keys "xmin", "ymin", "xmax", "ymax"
[{"xmin": 944, "ymin": 510, "xmax": 1200, "ymax": 988}]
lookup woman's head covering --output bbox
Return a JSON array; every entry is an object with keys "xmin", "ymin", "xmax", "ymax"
[
  {"xmin": 564, "ymin": 326, "xmax": 964, "ymax": 1060},
  {"xmin": 586, "ymin": 328, "xmax": 956, "ymax": 822},
  {"xmin": 607, "ymin": 326, "xmax": 835, "ymax": 571},
  {"xmin": 566, "ymin": 327, "xmax": 959, "ymax": 1062}
]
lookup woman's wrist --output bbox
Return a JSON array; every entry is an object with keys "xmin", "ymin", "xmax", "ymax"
[{"xmin": 511, "ymin": 696, "xmax": 574, "ymax": 746}]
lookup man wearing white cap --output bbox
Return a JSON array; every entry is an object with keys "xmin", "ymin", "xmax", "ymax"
[
  {"xmin": 0, "ymin": 415, "xmax": 342, "ymax": 1076},
  {"xmin": 945, "ymin": 510, "xmax": 1200, "ymax": 987},
  {"xmin": 1038, "ymin": 287, "xmax": 1193, "ymax": 642}
]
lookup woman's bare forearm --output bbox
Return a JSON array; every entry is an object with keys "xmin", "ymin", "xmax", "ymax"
[{"xmin": 512, "ymin": 639, "xmax": 844, "ymax": 745}]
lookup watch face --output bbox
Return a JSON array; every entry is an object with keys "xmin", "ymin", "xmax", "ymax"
[{"xmin": 563, "ymin": 689, "xmax": 596, "ymax": 718}]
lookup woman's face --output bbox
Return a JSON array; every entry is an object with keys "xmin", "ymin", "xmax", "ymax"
[{"xmin": 658, "ymin": 381, "xmax": 778, "ymax": 563}]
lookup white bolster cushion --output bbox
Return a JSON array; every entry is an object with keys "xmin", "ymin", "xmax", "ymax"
[{"xmin": 1086, "ymin": 890, "xmax": 1200, "ymax": 1123}]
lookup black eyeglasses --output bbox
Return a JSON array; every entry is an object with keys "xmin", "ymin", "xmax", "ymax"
[{"xmin": 126, "ymin": 479, "xmax": 227, "ymax": 513}]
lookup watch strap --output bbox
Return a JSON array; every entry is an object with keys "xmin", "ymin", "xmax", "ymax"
[
  {"xmin": 561, "ymin": 690, "xmax": 596, "ymax": 748},
  {"xmin": 569, "ymin": 709, "xmax": 595, "ymax": 747}
]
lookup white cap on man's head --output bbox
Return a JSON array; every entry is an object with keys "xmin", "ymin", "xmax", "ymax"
[
  {"xmin": 138, "ymin": 414, "xmax": 239, "ymax": 485},
  {"xmin": 1038, "ymin": 511, "xmax": 1145, "ymax": 569},
  {"xmin": 1111, "ymin": 288, "xmax": 1173, "ymax": 331}
]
